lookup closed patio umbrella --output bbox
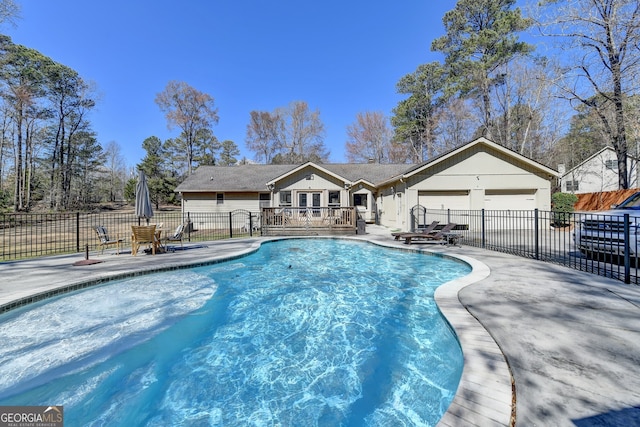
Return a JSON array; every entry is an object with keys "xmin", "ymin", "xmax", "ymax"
[{"xmin": 135, "ymin": 170, "xmax": 154, "ymax": 225}]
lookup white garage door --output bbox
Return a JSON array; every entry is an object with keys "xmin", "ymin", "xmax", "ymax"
[
  {"xmin": 484, "ymin": 190, "xmax": 536, "ymax": 211},
  {"xmin": 484, "ymin": 190, "xmax": 537, "ymax": 230},
  {"xmin": 419, "ymin": 191, "xmax": 470, "ymax": 210}
]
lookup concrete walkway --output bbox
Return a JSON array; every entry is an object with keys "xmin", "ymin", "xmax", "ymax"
[{"xmin": 1, "ymin": 227, "xmax": 640, "ymax": 426}]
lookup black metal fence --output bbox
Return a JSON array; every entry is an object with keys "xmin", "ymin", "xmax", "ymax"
[
  {"xmin": 4, "ymin": 207, "xmax": 640, "ymax": 286},
  {"xmin": 0, "ymin": 210, "xmax": 260, "ymax": 261},
  {"xmin": 424, "ymin": 208, "xmax": 640, "ymax": 285}
]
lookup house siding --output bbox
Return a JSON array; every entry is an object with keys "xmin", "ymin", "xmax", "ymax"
[
  {"xmin": 175, "ymin": 138, "xmax": 557, "ymax": 233},
  {"xmin": 378, "ymin": 185, "xmax": 402, "ymax": 229},
  {"xmin": 276, "ymin": 168, "xmax": 344, "ymax": 193},
  {"xmin": 183, "ymin": 192, "xmax": 262, "ymax": 213},
  {"xmin": 273, "ymin": 168, "xmax": 350, "ymax": 210},
  {"xmin": 561, "ymin": 148, "xmax": 638, "ymax": 194},
  {"xmin": 397, "ymin": 145, "xmax": 552, "ymax": 230}
]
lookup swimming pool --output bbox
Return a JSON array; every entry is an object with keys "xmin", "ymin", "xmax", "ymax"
[{"xmin": 0, "ymin": 239, "xmax": 471, "ymax": 426}]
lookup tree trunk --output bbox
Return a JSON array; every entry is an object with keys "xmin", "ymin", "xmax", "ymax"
[
  {"xmin": 612, "ymin": 57, "xmax": 628, "ymax": 189},
  {"xmin": 13, "ymin": 101, "xmax": 23, "ymax": 211},
  {"xmin": 482, "ymin": 78, "xmax": 493, "ymax": 139}
]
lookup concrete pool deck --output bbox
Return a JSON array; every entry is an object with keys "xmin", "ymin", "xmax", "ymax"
[{"xmin": 1, "ymin": 226, "xmax": 640, "ymax": 426}]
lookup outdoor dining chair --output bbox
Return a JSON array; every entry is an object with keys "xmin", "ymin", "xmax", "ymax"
[
  {"xmin": 94, "ymin": 226, "xmax": 123, "ymax": 255},
  {"xmin": 131, "ymin": 225, "xmax": 160, "ymax": 256}
]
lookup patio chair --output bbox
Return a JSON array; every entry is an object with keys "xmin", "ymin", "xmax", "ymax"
[
  {"xmin": 94, "ymin": 226, "xmax": 123, "ymax": 255},
  {"xmin": 392, "ymin": 221, "xmax": 439, "ymax": 240},
  {"xmin": 131, "ymin": 225, "xmax": 160, "ymax": 256},
  {"xmin": 403, "ymin": 223, "xmax": 459, "ymax": 245},
  {"xmin": 162, "ymin": 222, "xmax": 186, "ymax": 251}
]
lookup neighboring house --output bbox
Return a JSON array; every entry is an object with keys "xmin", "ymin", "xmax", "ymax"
[
  {"xmin": 175, "ymin": 137, "xmax": 558, "ymax": 231},
  {"xmin": 558, "ymin": 146, "xmax": 638, "ymax": 194}
]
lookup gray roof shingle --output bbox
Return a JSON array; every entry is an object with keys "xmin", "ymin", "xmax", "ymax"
[{"xmin": 175, "ymin": 163, "xmax": 414, "ymax": 192}]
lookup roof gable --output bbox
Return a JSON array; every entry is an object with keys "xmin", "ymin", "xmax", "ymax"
[
  {"xmin": 560, "ymin": 146, "xmax": 629, "ymax": 178},
  {"xmin": 402, "ymin": 137, "xmax": 558, "ymax": 180},
  {"xmin": 266, "ymin": 162, "xmax": 349, "ymax": 186}
]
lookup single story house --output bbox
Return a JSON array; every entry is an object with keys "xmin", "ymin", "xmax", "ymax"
[
  {"xmin": 558, "ymin": 146, "xmax": 638, "ymax": 194},
  {"xmin": 175, "ymin": 137, "xmax": 558, "ymax": 232}
]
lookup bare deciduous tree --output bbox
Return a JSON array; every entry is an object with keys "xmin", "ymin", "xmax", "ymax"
[
  {"xmin": 0, "ymin": 0, "xmax": 20, "ymax": 29},
  {"xmin": 246, "ymin": 110, "xmax": 283, "ymax": 164},
  {"xmin": 537, "ymin": 0, "xmax": 640, "ymax": 188},
  {"xmin": 492, "ymin": 57, "xmax": 568, "ymax": 161},
  {"xmin": 436, "ymin": 98, "xmax": 476, "ymax": 151},
  {"xmin": 281, "ymin": 101, "xmax": 327, "ymax": 163},
  {"xmin": 155, "ymin": 81, "xmax": 219, "ymax": 176},
  {"xmin": 345, "ymin": 111, "xmax": 394, "ymax": 163},
  {"xmin": 245, "ymin": 101, "xmax": 328, "ymax": 164},
  {"xmin": 102, "ymin": 141, "xmax": 127, "ymax": 202}
]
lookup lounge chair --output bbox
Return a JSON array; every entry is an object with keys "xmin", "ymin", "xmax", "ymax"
[
  {"xmin": 403, "ymin": 223, "xmax": 459, "ymax": 245},
  {"xmin": 94, "ymin": 226, "xmax": 123, "ymax": 254},
  {"xmin": 131, "ymin": 225, "xmax": 160, "ymax": 256},
  {"xmin": 162, "ymin": 222, "xmax": 186, "ymax": 251},
  {"xmin": 392, "ymin": 221, "xmax": 439, "ymax": 240}
]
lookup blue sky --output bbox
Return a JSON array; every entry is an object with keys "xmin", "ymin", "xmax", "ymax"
[{"xmin": 8, "ymin": 1, "xmax": 454, "ymax": 167}]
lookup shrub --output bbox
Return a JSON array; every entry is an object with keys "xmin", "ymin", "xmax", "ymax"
[{"xmin": 551, "ymin": 192, "xmax": 578, "ymax": 227}]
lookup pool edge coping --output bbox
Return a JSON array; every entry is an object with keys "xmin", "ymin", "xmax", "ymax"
[{"xmin": 361, "ymin": 238, "xmax": 514, "ymax": 427}]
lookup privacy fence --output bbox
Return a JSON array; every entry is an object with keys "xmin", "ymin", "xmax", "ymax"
[{"xmin": 2, "ymin": 207, "xmax": 639, "ymax": 285}]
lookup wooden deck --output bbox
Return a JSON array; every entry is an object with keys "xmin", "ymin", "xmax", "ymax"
[{"xmin": 261, "ymin": 207, "xmax": 358, "ymax": 236}]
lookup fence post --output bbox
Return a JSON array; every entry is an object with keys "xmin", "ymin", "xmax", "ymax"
[
  {"xmin": 249, "ymin": 213, "xmax": 253, "ymax": 237},
  {"xmin": 481, "ymin": 209, "xmax": 486, "ymax": 248},
  {"xmin": 186, "ymin": 212, "xmax": 191, "ymax": 242},
  {"xmin": 624, "ymin": 213, "xmax": 631, "ymax": 284},
  {"xmin": 76, "ymin": 212, "xmax": 80, "ymax": 253},
  {"xmin": 447, "ymin": 209, "xmax": 451, "ymax": 225},
  {"xmin": 534, "ymin": 208, "xmax": 540, "ymax": 260},
  {"xmin": 229, "ymin": 212, "xmax": 233, "ymax": 238}
]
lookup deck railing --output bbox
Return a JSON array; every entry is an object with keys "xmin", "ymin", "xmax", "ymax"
[{"xmin": 260, "ymin": 207, "xmax": 357, "ymax": 236}]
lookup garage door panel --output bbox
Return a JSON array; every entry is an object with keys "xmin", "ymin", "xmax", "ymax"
[
  {"xmin": 484, "ymin": 190, "xmax": 536, "ymax": 211},
  {"xmin": 484, "ymin": 190, "xmax": 537, "ymax": 230},
  {"xmin": 419, "ymin": 191, "xmax": 470, "ymax": 211}
]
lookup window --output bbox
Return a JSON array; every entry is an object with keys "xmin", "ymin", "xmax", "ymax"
[
  {"xmin": 565, "ymin": 180, "xmax": 579, "ymax": 192},
  {"xmin": 354, "ymin": 193, "xmax": 367, "ymax": 207},
  {"xmin": 216, "ymin": 193, "xmax": 224, "ymax": 205},
  {"xmin": 279, "ymin": 191, "xmax": 292, "ymax": 206},
  {"xmin": 259, "ymin": 193, "xmax": 270, "ymax": 208},
  {"xmin": 605, "ymin": 159, "xmax": 618, "ymax": 170},
  {"xmin": 328, "ymin": 191, "xmax": 340, "ymax": 207}
]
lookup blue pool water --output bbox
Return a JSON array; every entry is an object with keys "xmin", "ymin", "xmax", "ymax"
[{"xmin": 0, "ymin": 239, "xmax": 470, "ymax": 426}]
